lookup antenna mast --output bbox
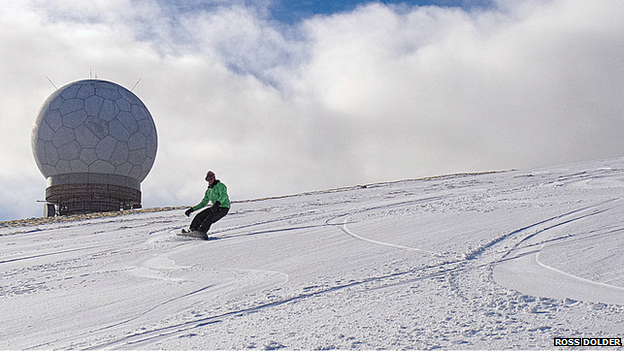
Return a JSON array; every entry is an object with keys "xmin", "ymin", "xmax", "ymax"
[
  {"xmin": 130, "ymin": 78, "xmax": 142, "ymax": 92},
  {"xmin": 45, "ymin": 76, "xmax": 58, "ymax": 90}
]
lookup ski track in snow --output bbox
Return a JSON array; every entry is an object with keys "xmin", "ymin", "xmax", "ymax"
[
  {"xmin": 1, "ymin": 160, "xmax": 624, "ymax": 349},
  {"xmin": 493, "ymin": 199, "xmax": 624, "ymax": 305},
  {"xmin": 335, "ymin": 214, "xmax": 443, "ymax": 256}
]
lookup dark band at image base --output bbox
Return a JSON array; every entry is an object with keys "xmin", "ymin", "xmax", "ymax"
[{"xmin": 554, "ymin": 338, "xmax": 622, "ymax": 347}]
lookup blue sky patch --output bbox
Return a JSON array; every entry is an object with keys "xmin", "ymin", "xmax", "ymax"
[{"xmin": 270, "ymin": 0, "xmax": 494, "ymax": 23}]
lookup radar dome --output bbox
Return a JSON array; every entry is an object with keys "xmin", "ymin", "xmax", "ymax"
[{"xmin": 31, "ymin": 79, "xmax": 157, "ymax": 215}]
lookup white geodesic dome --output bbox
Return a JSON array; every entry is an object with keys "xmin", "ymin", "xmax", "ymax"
[{"xmin": 32, "ymin": 79, "xmax": 157, "ymax": 183}]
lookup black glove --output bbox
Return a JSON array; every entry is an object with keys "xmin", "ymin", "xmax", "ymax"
[
  {"xmin": 185, "ymin": 207, "xmax": 194, "ymax": 217},
  {"xmin": 210, "ymin": 201, "xmax": 221, "ymax": 212}
]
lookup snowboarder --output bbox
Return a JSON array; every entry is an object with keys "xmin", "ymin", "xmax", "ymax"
[{"xmin": 182, "ymin": 171, "xmax": 230, "ymax": 239}]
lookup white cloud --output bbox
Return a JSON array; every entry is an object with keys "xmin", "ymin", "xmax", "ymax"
[
  {"xmin": 1, "ymin": 0, "xmax": 624, "ymax": 220},
  {"xmin": 297, "ymin": 0, "xmax": 624, "ymax": 176}
]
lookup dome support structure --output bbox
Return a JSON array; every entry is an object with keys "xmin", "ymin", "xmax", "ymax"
[{"xmin": 46, "ymin": 183, "xmax": 141, "ymax": 216}]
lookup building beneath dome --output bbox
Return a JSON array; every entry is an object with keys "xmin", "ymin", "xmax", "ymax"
[{"xmin": 31, "ymin": 79, "xmax": 157, "ymax": 216}]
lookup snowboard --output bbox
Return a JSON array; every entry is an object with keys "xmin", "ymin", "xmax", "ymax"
[{"xmin": 177, "ymin": 229, "xmax": 209, "ymax": 240}]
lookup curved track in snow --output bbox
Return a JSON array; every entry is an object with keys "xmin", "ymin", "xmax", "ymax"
[
  {"xmin": 333, "ymin": 214, "xmax": 443, "ymax": 256},
  {"xmin": 493, "ymin": 199, "xmax": 624, "ymax": 305}
]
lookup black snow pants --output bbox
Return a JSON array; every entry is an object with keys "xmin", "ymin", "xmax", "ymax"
[{"xmin": 190, "ymin": 206, "xmax": 229, "ymax": 233}]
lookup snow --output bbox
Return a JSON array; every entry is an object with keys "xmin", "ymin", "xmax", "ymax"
[{"xmin": 1, "ymin": 159, "xmax": 624, "ymax": 349}]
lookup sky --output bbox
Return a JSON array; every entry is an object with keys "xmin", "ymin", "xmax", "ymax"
[{"xmin": 1, "ymin": 0, "xmax": 624, "ymax": 221}]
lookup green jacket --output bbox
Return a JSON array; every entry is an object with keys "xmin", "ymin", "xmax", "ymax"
[{"xmin": 192, "ymin": 180, "xmax": 231, "ymax": 210}]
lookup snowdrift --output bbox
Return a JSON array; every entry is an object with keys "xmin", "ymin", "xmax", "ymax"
[{"xmin": 1, "ymin": 159, "xmax": 623, "ymax": 349}]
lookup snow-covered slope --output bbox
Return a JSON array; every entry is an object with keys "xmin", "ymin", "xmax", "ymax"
[{"xmin": 1, "ymin": 159, "xmax": 624, "ymax": 349}]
